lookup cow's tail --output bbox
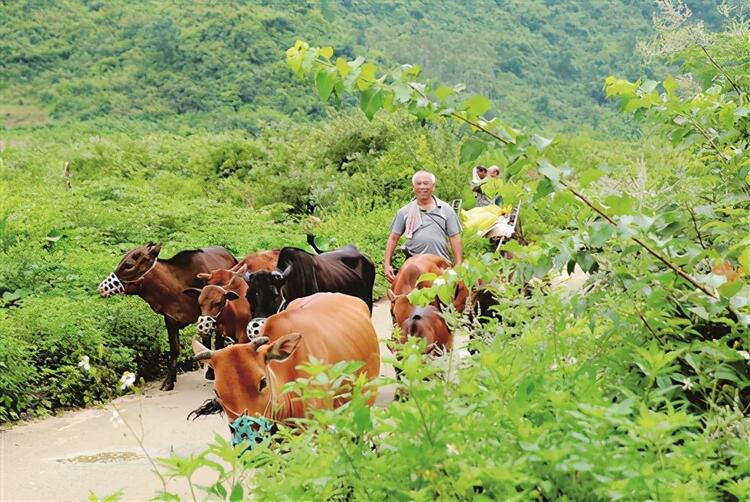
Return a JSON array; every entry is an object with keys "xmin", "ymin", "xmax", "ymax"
[
  {"xmin": 358, "ymin": 253, "xmax": 377, "ymax": 313},
  {"xmin": 187, "ymin": 398, "xmax": 224, "ymax": 420},
  {"xmin": 306, "ymin": 234, "xmax": 326, "ymax": 254}
]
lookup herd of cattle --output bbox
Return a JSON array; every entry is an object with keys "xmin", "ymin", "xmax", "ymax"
[{"xmin": 97, "ymin": 237, "xmax": 484, "ymax": 435}]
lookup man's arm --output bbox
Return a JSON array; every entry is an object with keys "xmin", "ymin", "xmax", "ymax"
[
  {"xmin": 449, "ymin": 233, "xmax": 463, "ymax": 265},
  {"xmin": 384, "ymin": 232, "xmax": 402, "ymax": 283}
]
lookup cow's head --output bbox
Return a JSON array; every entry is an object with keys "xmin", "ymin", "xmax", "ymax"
[
  {"xmin": 243, "ymin": 265, "xmax": 292, "ymax": 319},
  {"xmin": 98, "ymin": 242, "xmax": 161, "ymax": 297},
  {"xmin": 184, "ymin": 285, "xmax": 241, "ymax": 336},
  {"xmin": 388, "ymin": 290, "xmax": 452, "ymax": 355},
  {"xmin": 387, "ymin": 289, "xmax": 413, "ymax": 327},
  {"xmin": 192, "ymin": 334, "xmax": 303, "ymax": 423}
]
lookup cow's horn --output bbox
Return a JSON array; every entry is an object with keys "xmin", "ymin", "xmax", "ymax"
[
  {"xmin": 193, "ymin": 350, "xmax": 213, "ymax": 361},
  {"xmin": 250, "ymin": 336, "xmax": 269, "ymax": 350}
]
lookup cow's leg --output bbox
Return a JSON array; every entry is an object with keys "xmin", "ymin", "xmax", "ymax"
[
  {"xmin": 161, "ymin": 318, "xmax": 180, "ymax": 391},
  {"xmin": 201, "ymin": 333, "xmax": 215, "ymax": 381},
  {"xmin": 215, "ymin": 333, "xmax": 226, "ymax": 350}
]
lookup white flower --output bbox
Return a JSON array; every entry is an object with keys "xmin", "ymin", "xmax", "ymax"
[
  {"xmin": 565, "ymin": 356, "xmax": 578, "ymax": 366},
  {"xmin": 682, "ymin": 378, "xmax": 693, "ymax": 391},
  {"xmin": 738, "ymin": 351, "xmax": 750, "ymax": 360},
  {"xmin": 446, "ymin": 444, "xmax": 459, "ymax": 456},
  {"xmin": 119, "ymin": 371, "xmax": 136, "ymax": 390},
  {"xmin": 77, "ymin": 355, "xmax": 91, "ymax": 372},
  {"xmin": 110, "ymin": 410, "xmax": 124, "ymax": 427},
  {"xmin": 549, "ymin": 362, "xmax": 559, "ymax": 371},
  {"xmin": 433, "ymin": 278, "xmax": 446, "ymax": 287}
]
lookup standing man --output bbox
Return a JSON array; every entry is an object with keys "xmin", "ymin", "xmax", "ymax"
[{"xmin": 384, "ymin": 170, "xmax": 463, "ymax": 283}]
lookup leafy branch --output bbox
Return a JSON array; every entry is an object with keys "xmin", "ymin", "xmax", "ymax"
[{"xmin": 285, "ymin": 40, "xmax": 718, "ymax": 300}]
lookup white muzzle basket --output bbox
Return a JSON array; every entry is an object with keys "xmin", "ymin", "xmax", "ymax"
[
  {"xmin": 98, "ymin": 272, "xmax": 125, "ymax": 297},
  {"xmin": 246, "ymin": 318, "xmax": 266, "ymax": 340}
]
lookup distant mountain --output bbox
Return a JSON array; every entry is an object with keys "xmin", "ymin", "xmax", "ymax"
[{"xmin": 0, "ymin": 0, "xmax": 726, "ymax": 134}]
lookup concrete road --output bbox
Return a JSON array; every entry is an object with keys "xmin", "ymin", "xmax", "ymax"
[{"xmin": 0, "ymin": 300, "xmax": 396, "ymax": 501}]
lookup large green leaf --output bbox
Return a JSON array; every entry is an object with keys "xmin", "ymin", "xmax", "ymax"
[
  {"xmin": 589, "ymin": 221, "xmax": 614, "ymax": 248},
  {"xmin": 335, "ymin": 57, "xmax": 350, "ymax": 77},
  {"xmin": 462, "ymin": 95, "xmax": 491, "ymax": 117},
  {"xmin": 739, "ymin": 247, "xmax": 750, "ymax": 274},
  {"xmin": 603, "ymin": 194, "xmax": 636, "ymax": 216},
  {"xmin": 538, "ymin": 159, "xmax": 561, "ymax": 183},
  {"xmin": 434, "ymin": 85, "xmax": 455, "ymax": 101},
  {"xmin": 460, "ymin": 137, "xmax": 486, "ymax": 164},
  {"xmin": 356, "ymin": 62, "xmax": 377, "ymax": 90},
  {"xmin": 359, "ymin": 87, "xmax": 383, "ymax": 120},
  {"xmin": 315, "ymin": 68, "xmax": 336, "ymax": 101},
  {"xmin": 579, "ymin": 167, "xmax": 604, "ymax": 188},
  {"xmin": 531, "ymin": 134, "xmax": 553, "ymax": 152}
]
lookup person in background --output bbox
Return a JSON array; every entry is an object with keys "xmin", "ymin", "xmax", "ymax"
[
  {"xmin": 384, "ymin": 170, "xmax": 463, "ymax": 283},
  {"xmin": 486, "ymin": 165, "xmax": 503, "ymax": 204},
  {"xmin": 471, "ymin": 165, "xmax": 491, "ymax": 206}
]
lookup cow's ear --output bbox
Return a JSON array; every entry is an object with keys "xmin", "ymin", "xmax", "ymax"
[
  {"xmin": 274, "ymin": 264, "xmax": 292, "ymax": 284},
  {"xmin": 387, "ymin": 289, "xmax": 397, "ymax": 302},
  {"xmin": 183, "ymin": 287, "xmax": 202, "ymax": 298},
  {"xmin": 225, "ymin": 290, "xmax": 240, "ymax": 301},
  {"xmin": 265, "ymin": 333, "xmax": 302, "ymax": 362},
  {"xmin": 453, "ymin": 281, "xmax": 468, "ymax": 311},
  {"xmin": 196, "ymin": 272, "xmax": 211, "ymax": 282},
  {"xmin": 281, "ymin": 264, "xmax": 293, "ymax": 280},
  {"xmin": 235, "ymin": 264, "xmax": 248, "ymax": 275},
  {"xmin": 148, "ymin": 242, "xmax": 162, "ymax": 257}
]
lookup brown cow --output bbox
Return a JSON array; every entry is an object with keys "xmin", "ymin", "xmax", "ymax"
[
  {"xmin": 184, "ymin": 250, "xmax": 280, "ymax": 346},
  {"xmin": 192, "ymin": 292, "xmax": 380, "ymax": 424},
  {"xmin": 97, "ymin": 242, "xmax": 237, "ymax": 390},
  {"xmin": 192, "ymin": 249, "xmax": 280, "ymax": 287},
  {"xmin": 387, "ymin": 254, "xmax": 455, "ymax": 354},
  {"xmin": 231, "ymin": 249, "xmax": 280, "ymax": 275},
  {"xmin": 184, "ymin": 267, "xmax": 251, "ymax": 345}
]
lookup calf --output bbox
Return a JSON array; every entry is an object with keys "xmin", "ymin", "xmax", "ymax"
[
  {"xmin": 184, "ymin": 266, "xmax": 251, "ymax": 345},
  {"xmin": 387, "ymin": 254, "xmax": 456, "ymax": 355},
  {"xmin": 185, "ymin": 250, "xmax": 281, "ymax": 346}
]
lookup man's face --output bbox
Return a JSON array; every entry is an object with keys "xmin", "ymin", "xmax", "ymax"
[{"xmin": 413, "ymin": 174, "xmax": 435, "ymax": 200}]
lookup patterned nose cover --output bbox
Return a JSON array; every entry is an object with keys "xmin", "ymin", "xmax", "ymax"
[
  {"xmin": 196, "ymin": 315, "xmax": 217, "ymax": 335},
  {"xmin": 98, "ymin": 272, "xmax": 124, "ymax": 297},
  {"xmin": 229, "ymin": 415, "xmax": 274, "ymax": 449},
  {"xmin": 246, "ymin": 318, "xmax": 266, "ymax": 340}
]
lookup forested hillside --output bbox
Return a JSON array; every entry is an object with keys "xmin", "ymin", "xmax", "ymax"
[{"xmin": 0, "ymin": 0, "xmax": 726, "ymax": 133}]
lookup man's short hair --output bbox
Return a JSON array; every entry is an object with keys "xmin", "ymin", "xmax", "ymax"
[{"xmin": 412, "ymin": 170, "xmax": 436, "ymax": 185}]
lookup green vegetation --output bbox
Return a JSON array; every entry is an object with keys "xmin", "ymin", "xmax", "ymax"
[
  {"xmin": 0, "ymin": 113, "xmax": 472, "ymax": 420},
  {"xmin": 3, "ymin": 0, "xmax": 750, "ymax": 499},
  {"xmin": 152, "ymin": 8, "xmax": 750, "ymax": 501},
  {"xmin": 0, "ymin": 0, "xmax": 731, "ymax": 134}
]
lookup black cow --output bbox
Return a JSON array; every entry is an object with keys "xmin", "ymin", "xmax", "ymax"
[{"xmin": 243, "ymin": 245, "xmax": 375, "ymax": 321}]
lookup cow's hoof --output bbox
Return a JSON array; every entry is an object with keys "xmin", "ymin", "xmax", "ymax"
[
  {"xmin": 160, "ymin": 380, "xmax": 175, "ymax": 391},
  {"xmin": 205, "ymin": 367, "xmax": 215, "ymax": 381}
]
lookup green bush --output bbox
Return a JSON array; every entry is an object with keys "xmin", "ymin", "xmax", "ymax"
[{"xmin": 0, "ymin": 108, "xmax": 661, "ymax": 422}]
